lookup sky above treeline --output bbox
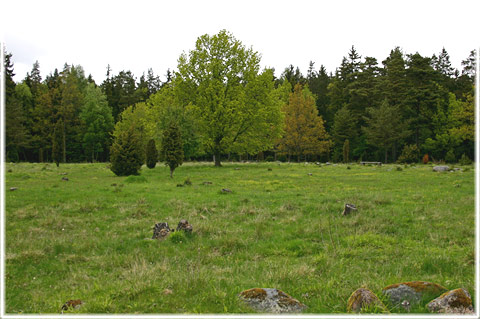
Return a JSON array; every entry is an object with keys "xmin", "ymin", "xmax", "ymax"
[{"xmin": 2, "ymin": 0, "xmax": 479, "ymax": 84}]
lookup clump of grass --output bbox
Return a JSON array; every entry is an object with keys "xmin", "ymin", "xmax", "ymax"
[
  {"xmin": 169, "ymin": 231, "xmax": 185, "ymax": 244},
  {"xmin": 124, "ymin": 175, "xmax": 147, "ymax": 183},
  {"xmin": 184, "ymin": 177, "xmax": 192, "ymax": 186}
]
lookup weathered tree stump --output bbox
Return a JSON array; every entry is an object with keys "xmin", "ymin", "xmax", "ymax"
[{"xmin": 342, "ymin": 203, "xmax": 357, "ymax": 216}]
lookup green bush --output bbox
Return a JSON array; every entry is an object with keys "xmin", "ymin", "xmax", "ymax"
[
  {"xmin": 161, "ymin": 123, "xmax": 184, "ymax": 178},
  {"xmin": 459, "ymin": 153, "xmax": 472, "ymax": 165},
  {"xmin": 110, "ymin": 124, "xmax": 144, "ymax": 176},
  {"xmin": 397, "ymin": 144, "xmax": 420, "ymax": 164},
  {"xmin": 145, "ymin": 139, "xmax": 158, "ymax": 169},
  {"xmin": 445, "ymin": 149, "xmax": 456, "ymax": 164}
]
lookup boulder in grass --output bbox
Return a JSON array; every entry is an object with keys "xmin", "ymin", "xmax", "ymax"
[
  {"xmin": 427, "ymin": 288, "xmax": 474, "ymax": 314},
  {"xmin": 433, "ymin": 166, "xmax": 449, "ymax": 172},
  {"xmin": 382, "ymin": 281, "xmax": 447, "ymax": 306},
  {"xmin": 347, "ymin": 288, "xmax": 388, "ymax": 313},
  {"xmin": 239, "ymin": 288, "xmax": 307, "ymax": 313}
]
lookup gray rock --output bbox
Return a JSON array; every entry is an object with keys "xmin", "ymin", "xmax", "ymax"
[
  {"xmin": 152, "ymin": 222, "xmax": 170, "ymax": 239},
  {"xmin": 427, "ymin": 288, "xmax": 474, "ymax": 314},
  {"xmin": 239, "ymin": 288, "xmax": 306, "ymax": 313},
  {"xmin": 221, "ymin": 188, "xmax": 232, "ymax": 193},
  {"xmin": 10, "ymin": 187, "xmax": 18, "ymax": 191},
  {"xmin": 62, "ymin": 177, "xmax": 69, "ymax": 181},
  {"xmin": 176, "ymin": 219, "xmax": 192, "ymax": 233},
  {"xmin": 433, "ymin": 166, "xmax": 449, "ymax": 172},
  {"xmin": 382, "ymin": 281, "xmax": 447, "ymax": 306}
]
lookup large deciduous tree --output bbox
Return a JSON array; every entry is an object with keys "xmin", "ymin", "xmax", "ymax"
[
  {"xmin": 79, "ymin": 83, "xmax": 114, "ymax": 162},
  {"xmin": 278, "ymin": 84, "xmax": 330, "ymax": 161},
  {"xmin": 175, "ymin": 30, "xmax": 283, "ymax": 166}
]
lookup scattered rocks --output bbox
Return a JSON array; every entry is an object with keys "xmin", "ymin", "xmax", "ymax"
[
  {"xmin": 346, "ymin": 288, "xmax": 388, "ymax": 313},
  {"xmin": 221, "ymin": 188, "xmax": 232, "ymax": 193},
  {"xmin": 307, "ymin": 173, "xmax": 312, "ymax": 176},
  {"xmin": 176, "ymin": 219, "xmax": 193, "ymax": 233},
  {"xmin": 238, "ymin": 288, "xmax": 307, "ymax": 313},
  {"xmin": 342, "ymin": 203, "xmax": 357, "ymax": 216},
  {"xmin": 62, "ymin": 177, "xmax": 69, "ymax": 181},
  {"xmin": 9, "ymin": 187, "xmax": 18, "ymax": 191},
  {"xmin": 382, "ymin": 281, "xmax": 447, "ymax": 306},
  {"xmin": 152, "ymin": 222, "xmax": 171, "ymax": 239},
  {"xmin": 163, "ymin": 288, "xmax": 173, "ymax": 295},
  {"xmin": 61, "ymin": 299, "xmax": 83, "ymax": 313},
  {"xmin": 427, "ymin": 288, "xmax": 474, "ymax": 314},
  {"xmin": 433, "ymin": 166, "xmax": 449, "ymax": 172}
]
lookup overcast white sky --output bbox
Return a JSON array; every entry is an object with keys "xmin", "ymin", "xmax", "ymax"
[{"xmin": 2, "ymin": 0, "xmax": 479, "ymax": 84}]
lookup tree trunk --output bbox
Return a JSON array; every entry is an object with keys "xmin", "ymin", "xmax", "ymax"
[
  {"xmin": 385, "ymin": 149, "xmax": 388, "ymax": 164},
  {"xmin": 170, "ymin": 167, "xmax": 174, "ymax": 178},
  {"xmin": 214, "ymin": 151, "xmax": 222, "ymax": 167},
  {"xmin": 62, "ymin": 120, "xmax": 66, "ymax": 163}
]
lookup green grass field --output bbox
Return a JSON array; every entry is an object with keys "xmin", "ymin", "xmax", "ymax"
[{"xmin": 4, "ymin": 162, "xmax": 475, "ymax": 314}]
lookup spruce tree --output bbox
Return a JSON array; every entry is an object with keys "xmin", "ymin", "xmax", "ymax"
[
  {"xmin": 343, "ymin": 139, "xmax": 350, "ymax": 163},
  {"xmin": 52, "ymin": 120, "xmax": 63, "ymax": 167},
  {"xmin": 146, "ymin": 139, "xmax": 158, "ymax": 169},
  {"xmin": 110, "ymin": 124, "xmax": 144, "ymax": 176},
  {"xmin": 161, "ymin": 123, "xmax": 184, "ymax": 178}
]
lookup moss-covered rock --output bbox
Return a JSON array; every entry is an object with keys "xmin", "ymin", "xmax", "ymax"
[
  {"xmin": 427, "ymin": 288, "xmax": 474, "ymax": 314},
  {"xmin": 239, "ymin": 288, "xmax": 306, "ymax": 313},
  {"xmin": 347, "ymin": 288, "xmax": 389, "ymax": 313},
  {"xmin": 382, "ymin": 281, "xmax": 447, "ymax": 306}
]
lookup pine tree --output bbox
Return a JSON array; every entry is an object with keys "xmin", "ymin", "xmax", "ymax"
[
  {"xmin": 146, "ymin": 139, "xmax": 158, "ymax": 169},
  {"xmin": 161, "ymin": 123, "xmax": 184, "ymax": 178},
  {"xmin": 110, "ymin": 123, "xmax": 144, "ymax": 176}
]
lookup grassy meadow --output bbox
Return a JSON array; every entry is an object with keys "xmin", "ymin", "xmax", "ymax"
[{"xmin": 4, "ymin": 161, "xmax": 475, "ymax": 314}]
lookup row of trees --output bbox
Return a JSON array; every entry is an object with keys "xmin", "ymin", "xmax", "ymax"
[{"xmin": 4, "ymin": 30, "xmax": 476, "ymax": 167}]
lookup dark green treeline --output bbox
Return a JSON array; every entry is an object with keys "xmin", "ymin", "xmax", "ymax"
[{"xmin": 4, "ymin": 45, "xmax": 476, "ymax": 164}]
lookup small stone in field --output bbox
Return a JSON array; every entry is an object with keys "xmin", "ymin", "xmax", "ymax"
[
  {"xmin": 433, "ymin": 166, "xmax": 449, "ymax": 172},
  {"xmin": 307, "ymin": 173, "xmax": 312, "ymax": 176},
  {"xmin": 239, "ymin": 288, "xmax": 307, "ymax": 313},
  {"xmin": 176, "ymin": 183, "xmax": 184, "ymax": 187},
  {"xmin": 163, "ymin": 289, "xmax": 173, "ymax": 295},
  {"xmin": 152, "ymin": 222, "xmax": 171, "ymax": 239},
  {"xmin": 342, "ymin": 203, "xmax": 357, "ymax": 216},
  {"xmin": 221, "ymin": 188, "xmax": 232, "ymax": 193},
  {"xmin": 10, "ymin": 187, "xmax": 18, "ymax": 191},
  {"xmin": 176, "ymin": 219, "xmax": 193, "ymax": 233},
  {"xmin": 346, "ymin": 288, "xmax": 388, "ymax": 313},
  {"xmin": 202, "ymin": 181, "xmax": 212, "ymax": 185},
  {"xmin": 61, "ymin": 299, "xmax": 83, "ymax": 313},
  {"xmin": 62, "ymin": 177, "xmax": 69, "ymax": 181}
]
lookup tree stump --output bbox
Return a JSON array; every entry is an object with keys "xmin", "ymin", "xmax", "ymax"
[{"xmin": 342, "ymin": 203, "xmax": 357, "ymax": 216}]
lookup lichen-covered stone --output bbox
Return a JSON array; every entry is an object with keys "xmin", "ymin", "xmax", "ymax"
[
  {"xmin": 427, "ymin": 288, "xmax": 474, "ymax": 314},
  {"xmin": 382, "ymin": 281, "xmax": 447, "ymax": 305},
  {"xmin": 176, "ymin": 219, "xmax": 193, "ymax": 233},
  {"xmin": 347, "ymin": 288, "xmax": 388, "ymax": 313},
  {"xmin": 152, "ymin": 222, "xmax": 170, "ymax": 239},
  {"xmin": 433, "ymin": 166, "xmax": 449, "ymax": 172},
  {"xmin": 239, "ymin": 288, "xmax": 307, "ymax": 313}
]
